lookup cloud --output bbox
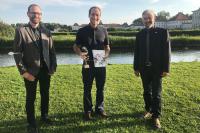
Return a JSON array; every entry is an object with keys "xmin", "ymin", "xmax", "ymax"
[
  {"xmin": 183, "ymin": 0, "xmax": 200, "ymax": 4},
  {"xmin": 0, "ymin": 0, "xmax": 107, "ymax": 11},
  {"xmin": 42, "ymin": 0, "xmax": 107, "ymax": 8},
  {"xmin": 182, "ymin": 0, "xmax": 200, "ymax": 9},
  {"xmin": 150, "ymin": 0, "xmax": 160, "ymax": 4},
  {"xmin": 0, "ymin": 0, "xmax": 26, "ymax": 11},
  {"xmin": 104, "ymin": 10, "xmax": 142, "ymax": 25}
]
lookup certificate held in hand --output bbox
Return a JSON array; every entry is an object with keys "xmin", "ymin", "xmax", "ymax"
[{"xmin": 92, "ymin": 50, "xmax": 106, "ymax": 67}]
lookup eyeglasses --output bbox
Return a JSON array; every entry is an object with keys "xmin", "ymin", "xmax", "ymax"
[{"xmin": 29, "ymin": 12, "xmax": 42, "ymax": 16}]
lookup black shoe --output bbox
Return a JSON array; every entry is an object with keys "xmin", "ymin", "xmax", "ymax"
[
  {"xmin": 84, "ymin": 112, "xmax": 92, "ymax": 121},
  {"xmin": 41, "ymin": 116, "xmax": 52, "ymax": 125},
  {"xmin": 27, "ymin": 125, "xmax": 39, "ymax": 133}
]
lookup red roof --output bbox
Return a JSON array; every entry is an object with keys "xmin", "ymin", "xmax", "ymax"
[{"xmin": 169, "ymin": 12, "xmax": 190, "ymax": 21}]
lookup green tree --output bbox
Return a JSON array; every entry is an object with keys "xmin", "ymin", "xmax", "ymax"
[
  {"xmin": 132, "ymin": 18, "xmax": 143, "ymax": 25},
  {"xmin": 157, "ymin": 11, "xmax": 170, "ymax": 21},
  {"xmin": 0, "ymin": 20, "xmax": 15, "ymax": 38}
]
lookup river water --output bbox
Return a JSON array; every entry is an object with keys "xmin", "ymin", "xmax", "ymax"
[{"xmin": 0, "ymin": 50, "xmax": 200, "ymax": 67}]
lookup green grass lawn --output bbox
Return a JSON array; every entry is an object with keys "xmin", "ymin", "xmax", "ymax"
[{"xmin": 0, "ymin": 63, "xmax": 200, "ymax": 133}]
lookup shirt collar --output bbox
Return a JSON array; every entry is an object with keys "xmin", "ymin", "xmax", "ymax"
[
  {"xmin": 88, "ymin": 23, "xmax": 99, "ymax": 30},
  {"xmin": 28, "ymin": 22, "xmax": 41, "ymax": 31}
]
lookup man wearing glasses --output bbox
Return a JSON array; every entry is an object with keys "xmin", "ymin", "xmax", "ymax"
[
  {"xmin": 134, "ymin": 10, "xmax": 171, "ymax": 129},
  {"xmin": 13, "ymin": 4, "xmax": 57, "ymax": 133}
]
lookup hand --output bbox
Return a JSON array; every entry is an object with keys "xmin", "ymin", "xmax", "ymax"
[
  {"xmin": 22, "ymin": 72, "xmax": 35, "ymax": 81},
  {"xmin": 48, "ymin": 72, "xmax": 54, "ymax": 76},
  {"xmin": 103, "ymin": 55, "xmax": 109, "ymax": 61},
  {"xmin": 161, "ymin": 72, "xmax": 169, "ymax": 77},
  {"xmin": 134, "ymin": 71, "xmax": 140, "ymax": 77},
  {"xmin": 79, "ymin": 52, "xmax": 88, "ymax": 60}
]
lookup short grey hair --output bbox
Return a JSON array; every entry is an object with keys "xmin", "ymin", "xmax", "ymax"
[{"xmin": 142, "ymin": 9, "xmax": 156, "ymax": 18}]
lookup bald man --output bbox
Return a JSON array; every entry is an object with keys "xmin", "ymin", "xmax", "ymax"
[
  {"xmin": 133, "ymin": 9, "xmax": 171, "ymax": 129},
  {"xmin": 13, "ymin": 4, "xmax": 57, "ymax": 133}
]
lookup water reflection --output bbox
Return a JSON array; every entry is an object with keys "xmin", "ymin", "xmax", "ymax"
[{"xmin": 0, "ymin": 50, "xmax": 200, "ymax": 67}]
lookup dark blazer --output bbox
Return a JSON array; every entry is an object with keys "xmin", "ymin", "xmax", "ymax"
[
  {"xmin": 13, "ymin": 24, "xmax": 57, "ymax": 76},
  {"xmin": 134, "ymin": 27, "xmax": 171, "ymax": 75}
]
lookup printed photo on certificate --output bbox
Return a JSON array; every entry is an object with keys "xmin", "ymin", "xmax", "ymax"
[{"xmin": 92, "ymin": 50, "xmax": 106, "ymax": 67}]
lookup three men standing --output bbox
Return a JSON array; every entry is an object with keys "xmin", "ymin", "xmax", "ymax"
[
  {"xmin": 73, "ymin": 6, "xmax": 110, "ymax": 120},
  {"xmin": 13, "ymin": 3, "xmax": 171, "ymax": 131},
  {"xmin": 134, "ymin": 10, "xmax": 171, "ymax": 129},
  {"xmin": 13, "ymin": 4, "xmax": 57, "ymax": 133}
]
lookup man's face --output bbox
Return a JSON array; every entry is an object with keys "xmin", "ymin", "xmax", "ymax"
[
  {"xmin": 142, "ymin": 12, "xmax": 155, "ymax": 28},
  {"xmin": 27, "ymin": 6, "xmax": 42, "ymax": 24},
  {"xmin": 89, "ymin": 8, "xmax": 101, "ymax": 27}
]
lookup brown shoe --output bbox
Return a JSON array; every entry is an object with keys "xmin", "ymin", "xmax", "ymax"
[
  {"xmin": 96, "ymin": 111, "xmax": 108, "ymax": 118},
  {"xmin": 153, "ymin": 118, "xmax": 161, "ymax": 129},
  {"xmin": 143, "ymin": 112, "xmax": 152, "ymax": 119},
  {"xmin": 84, "ymin": 112, "xmax": 92, "ymax": 121}
]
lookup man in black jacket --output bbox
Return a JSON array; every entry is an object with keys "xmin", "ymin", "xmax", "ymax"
[
  {"xmin": 13, "ymin": 4, "xmax": 57, "ymax": 133},
  {"xmin": 134, "ymin": 9, "xmax": 171, "ymax": 129}
]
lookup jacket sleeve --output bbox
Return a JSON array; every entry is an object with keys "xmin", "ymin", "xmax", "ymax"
[
  {"xmin": 162, "ymin": 29, "xmax": 171, "ymax": 73},
  {"xmin": 134, "ymin": 33, "xmax": 139, "ymax": 71},
  {"xmin": 13, "ymin": 28, "xmax": 27, "ymax": 75},
  {"xmin": 49, "ymin": 32, "xmax": 57, "ymax": 74}
]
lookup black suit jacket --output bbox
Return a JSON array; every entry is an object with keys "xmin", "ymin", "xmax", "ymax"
[
  {"xmin": 13, "ymin": 23, "xmax": 57, "ymax": 76},
  {"xmin": 134, "ymin": 27, "xmax": 171, "ymax": 75}
]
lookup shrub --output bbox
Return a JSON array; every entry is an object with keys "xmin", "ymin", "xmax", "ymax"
[{"xmin": 0, "ymin": 21, "xmax": 15, "ymax": 38}]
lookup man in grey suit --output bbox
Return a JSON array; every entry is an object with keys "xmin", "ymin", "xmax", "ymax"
[{"xmin": 13, "ymin": 4, "xmax": 57, "ymax": 133}]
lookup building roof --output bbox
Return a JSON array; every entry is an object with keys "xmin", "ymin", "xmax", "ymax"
[
  {"xmin": 73, "ymin": 23, "xmax": 79, "ymax": 26},
  {"xmin": 169, "ymin": 12, "xmax": 191, "ymax": 21},
  {"xmin": 192, "ymin": 8, "xmax": 200, "ymax": 12}
]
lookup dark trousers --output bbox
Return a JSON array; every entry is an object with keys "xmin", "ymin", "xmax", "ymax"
[
  {"xmin": 82, "ymin": 67, "xmax": 106, "ymax": 113},
  {"xmin": 140, "ymin": 67, "xmax": 162, "ymax": 118},
  {"xmin": 24, "ymin": 67, "xmax": 50, "ymax": 126}
]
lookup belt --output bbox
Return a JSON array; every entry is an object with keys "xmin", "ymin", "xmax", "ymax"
[{"xmin": 145, "ymin": 62, "xmax": 152, "ymax": 67}]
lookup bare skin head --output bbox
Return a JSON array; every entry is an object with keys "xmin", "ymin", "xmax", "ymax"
[{"xmin": 27, "ymin": 4, "xmax": 42, "ymax": 28}]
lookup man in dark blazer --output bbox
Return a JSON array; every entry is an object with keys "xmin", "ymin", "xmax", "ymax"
[
  {"xmin": 134, "ymin": 9, "xmax": 171, "ymax": 129},
  {"xmin": 13, "ymin": 4, "xmax": 57, "ymax": 133}
]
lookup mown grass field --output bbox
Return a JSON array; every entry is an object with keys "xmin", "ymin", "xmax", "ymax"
[{"xmin": 0, "ymin": 62, "xmax": 200, "ymax": 133}]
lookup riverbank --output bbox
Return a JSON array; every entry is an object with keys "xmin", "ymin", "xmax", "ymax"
[
  {"xmin": 1, "ymin": 35, "xmax": 200, "ymax": 50},
  {"xmin": 0, "ymin": 63, "xmax": 199, "ymax": 133},
  {"xmin": 1, "ymin": 50, "xmax": 200, "ymax": 67}
]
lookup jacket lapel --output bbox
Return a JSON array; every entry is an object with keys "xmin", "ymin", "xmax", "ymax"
[
  {"xmin": 40, "ymin": 27, "xmax": 49, "ymax": 49},
  {"xmin": 25, "ymin": 26, "xmax": 39, "ymax": 48}
]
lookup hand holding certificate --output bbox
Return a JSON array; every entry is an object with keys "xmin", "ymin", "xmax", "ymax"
[{"xmin": 92, "ymin": 50, "xmax": 107, "ymax": 67}]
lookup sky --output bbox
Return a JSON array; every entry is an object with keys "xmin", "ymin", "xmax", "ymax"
[{"xmin": 0, "ymin": 0, "xmax": 200, "ymax": 25}]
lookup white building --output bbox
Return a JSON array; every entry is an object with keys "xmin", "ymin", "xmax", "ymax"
[
  {"xmin": 192, "ymin": 8, "xmax": 200, "ymax": 29},
  {"xmin": 133, "ymin": 12, "xmax": 192, "ymax": 30},
  {"xmin": 167, "ymin": 21, "xmax": 182, "ymax": 29},
  {"xmin": 103, "ymin": 23, "xmax": 123, "ymax": 29},
  {"xmin": 155, "ymin": 21, "xmax": 167, "ymax": 29},
  {"xmin": 71, "ymin": 23, "xmax": 81, "ymax": 31},
  {"xmin": 167, "ymin": 12, "xmax": 192, "ymax": 29},
  {"xmin": 71, "ymin": 26, "xmax": 80, "ymax": 31},
  {"xmin": 129, "ymin": 24, "xmax": 144, "ymax": 29},
  {"xmin": 182, "ymin": 20, "xmax": 192, "ymax": 29}
]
